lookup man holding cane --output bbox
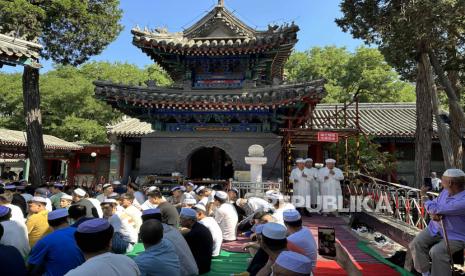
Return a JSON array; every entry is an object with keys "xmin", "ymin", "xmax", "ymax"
[{"xmin": 410, "ymin": 168, "xmax": 465, "ymax": 276}]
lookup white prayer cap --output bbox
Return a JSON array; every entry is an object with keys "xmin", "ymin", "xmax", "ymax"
[
  {"xmin": 325, "ymin": 158, "xmax": 336, "ymax": 164},
  {"xmin": 283, "ymin": 209, "xmax": 301, "ymax": 222},
  {"xmin": 443, "ymin": 168, "xmax": 465, "ymax": 177},
  {"xmin": 48, "ymin": 208, "xmax": 68, "ymax": 220},
  {"xmin": 215, "ymin": 191, "xmax": 228, "ymax": 200},
  {"xmin": 180, "ymin": 186, "xmax": 186, "ymax": 192},
  {"xmin": 101, "ymin": 199, "xmax": 117, "ymax": 204},
  {"xmin": 102, "ymin": 183, "xmax": 112, "ymax": 190},
  {"xmin": 195, "ymin": 186, "xmax": 206, "ymax": 194},
  {"xmin": 265, "ymin": 190, "xmax": 275, "ymax": 197},
  {"xmin": 296, "ymin": 158, "xmax": 305, "ymax": 163},
  {"xmin": 236, "ymin": 198, "xmax": 247, "ymax": 207},
  {"xmin": 186, "ymin": 182, "xmax": 195, "ymax": 187},
  {"xmin": 193, "ymin": 204, "xmax": 206, "ymax": 212},
  {"xmin": 171, "ymin": 186, "xmax": 182, "ymax": 192},
  {"xmin": 147, "ymin": 186, "xmax": 159, "ymax": 192},
  {"xmin": 73, "ymin": 188, "xmax": 86, "ymax": 197},
  {"xmin": 262, "ymin": 222, "xmax": 287, "ymax": 240},
  {"xmin": 305, "ymin": 158, "xmax": 313, "ymax": 162},
  {"xmin": 30, "ymin": 196, "xmax": 47, "ymax": 204},
  {"xmin": 275, "ymin": 251, "xmax": 312, "ymax": 274},
  {"xmin": 269, "ymin": 192, "xmax": 284, "ymax": 201},
  {"xmin": 180, "ymin": 208, "xmax": 197, "ymax": 219},
  {"xmin": 183, "ymin": 198, "xmax": 197, "ymax": 205},
  {"xmin": 61, "ymin": 194, "xmax": 73, "ymax": 201},
  {"xmin": 112, "ymin": 180, "xmax": 122, "ymax": 185}
]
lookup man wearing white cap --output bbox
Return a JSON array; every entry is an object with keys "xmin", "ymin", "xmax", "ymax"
[
  {"xmin": 318, "ymin": 159, "xmax": 344, "ymax": 214},
  {"xmin": 34, "ymin": 188, "xmax": 53, "ymax": 212},
  {"xmin": 65, "ymin": 219, "xmax": 140, "ymax": 276},
  {"xmin": 410, "ymin": 168, "xmax": 465, "ymax": 276},
  {"xmin": 289, "ymin": 159, "xmax": 308, "ymax": 214},
  {"xmin": 180, "ymin": 208, "xmax": 213, "ymax": 274},
  {"xmin": 304, "ymin": 158, "xmax": 319, "ymax": 209},
  {"xmin": 182, "ymin": 196, "xmax": 197, "ymax": 208},
  {"xmin": 26, "ymin": 196, "xmax": 51, "ymax": 247},
  {"xmin": 283, "ymin": 209, "xmax": 317, "ymax": 271},
  {"xmin": 213, "ymin": 191, "xmax": 238, "ymax": 241},
  {"xmin": 267, "ymin": 191, "xmax": 296, "ymax": 225},
  {"xmin": 101, "ymin": 199, "xmax": 137, "ymax": 254},
  {"xmin": 60, "ymin": 194, "xmax": 73, "ymax": 209},
  {"xmin": 96, "ymin": 183, "xmax": 114, "ymax": 203},
  {"xmin": 256, "ymin": 222, "xmax": 290, "ymax": 275},
  {"xmin": 28, "ymin": 209, "xmax": 84, "ymax": 275},
  {"xmin": 272, "ymin": 251, "xmax": 313, "ymax": 276},
  {"xmin": 119, "ymin": 193, "xmax": 142, "ymax": 232},
  {"xmin": 193, "ymin": 204, "xmax": 223, "ymax": 257},
  {"xmin": 72, "ymin": 188, "xmax": 99, "ymax": 218}
]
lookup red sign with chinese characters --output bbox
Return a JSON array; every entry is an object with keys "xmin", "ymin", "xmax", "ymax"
[{"xmin": 317, "ymin": 132, "xmax": 339, "ymax": 142}]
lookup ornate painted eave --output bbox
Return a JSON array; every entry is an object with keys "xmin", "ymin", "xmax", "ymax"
[
  {"xmin": 94, "ymin": 79, "xmax": 326, "ymax": 110},
  {"xmin": 0, "ymin": 33, "xmax": 42, "ymax": 68}
]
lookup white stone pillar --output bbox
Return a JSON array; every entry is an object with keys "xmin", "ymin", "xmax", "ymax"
[{"xmin": 244, "ymin": 145, "xmax": 267, "ymax": 195}]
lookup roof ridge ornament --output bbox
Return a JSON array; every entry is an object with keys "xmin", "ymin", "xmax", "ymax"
[{"xmin": 218, "ymin": 0, "xmax": 224, "ymax": 7}]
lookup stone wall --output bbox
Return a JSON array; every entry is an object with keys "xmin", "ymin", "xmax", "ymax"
[{"xmin": 139, "ymin": 132, "xmax": 282, "ymax": 180}]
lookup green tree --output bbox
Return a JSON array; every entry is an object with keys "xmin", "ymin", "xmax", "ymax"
[
  {"xmin": 0, "ymin": 62, "xmax": 172, "ymax": 144},
  {"xmin": 0, "ymin": 0, "xmax": 123, "ymax": 186},
  {"xmin": 285, "ymin": 46, "xmax": 415, "ymax": 103},
  {"xmin": 336, "ymin": 0, "xmax": 465, "ymax": 186}
]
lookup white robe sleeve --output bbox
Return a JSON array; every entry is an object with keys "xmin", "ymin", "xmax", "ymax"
[
  {"xmin": 317, "ymin": 168, "xmax": 328, "ymax": 183},
  {"xmin": 333, "ymin": 168, "xmax": 344, "ymax": 181}
]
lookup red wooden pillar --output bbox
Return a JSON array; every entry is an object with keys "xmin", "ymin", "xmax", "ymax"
[
  {"xmin": 315, "ymin": 143, "xmax": 324, "ymax": 164},
  {"xmin": 118, "ymin": 144, "xmax": 125, "ymax": 179},
  {"xmin": 68, "ymin": 156, "xmax": 77, "ymax": 187}
]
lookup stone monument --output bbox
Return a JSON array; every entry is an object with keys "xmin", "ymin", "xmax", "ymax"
[{"xmin": 245, "ymin": 144, "xmax": 267, "ymax": 183}]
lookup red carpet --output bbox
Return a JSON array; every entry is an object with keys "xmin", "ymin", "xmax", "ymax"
[{"xmin": 221, "ymin": 215, "xmax": 400, "ymax": 275}]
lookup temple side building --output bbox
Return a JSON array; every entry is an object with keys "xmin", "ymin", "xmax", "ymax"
[{"xmin": 95, "ymin": 2, "xmax": 326, "ymax": 181}]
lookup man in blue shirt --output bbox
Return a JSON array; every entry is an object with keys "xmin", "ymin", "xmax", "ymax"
[
  {"xmin": 28, "ymin": 209, "xmax": 85, "ymax": 276},
  {"xmin": 134, "ymin": 219, "xmax": 180, "ymax": 275},
  {"xmin": 410, "ymin": 168, "xmax": 465, "ymax": 276},
  {"xmin": 0, "ymin": 223, "xmax": 27, "ymax": 276}
]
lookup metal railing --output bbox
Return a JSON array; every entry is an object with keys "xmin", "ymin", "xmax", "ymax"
[
  {"xmin": 232, "ymin": 181, "xmax": 281, "ymax": 198},
  {"xmin": 345, "ymin": 172, "xmax": 439, "ymax": 231}
]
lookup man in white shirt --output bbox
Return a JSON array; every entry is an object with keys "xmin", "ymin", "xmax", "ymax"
[
  {"xmin": 289, "ymin": 158, "xmax": 308, "ymax": 214},
  {"xmin": 119, "ymin": 193, "xmax": 142, "ymax": 232},
  {"xmin": 431, "ymin": 172, "xmax": 442, "ymax": 191},
  {"xmin": 0, "ymin": 191, "xmax": 25, "ymax": 223},
  {"xmin": 267, "ymin": 192, "xmax": 296, "ymax": 225},
  {"xmin": 0, "ymin": 205, "xmax": 29, "ymax": 258},
  {"xmin": 318, "ymin": 158, "xmax": 344, "ymax": 214},
  {"xmin": 101, "ymin": 199, "xmax": 138, "ymax": 253},
  {"xmin": 96, "ymin": 184, "xmax": 114, "ymax": 203},
  {"xmin": 194, "ymin": 204, "xmax": 223, "ymax": 257},
  {"xmin": 213, "ymin": 191, "xmax": 238, "ymax": 241},
  {"xmin": 283, "ymin": 209, "xmax": 317, "ymax": 272},
  {"xmin": 65, "ymin": 218, "xmax": 140, "ymax": 276},
  {"xmin": 236, "ymin": 197, "xmax": 272, "ymax": 216},
  {"xmin": 304, "ymin": 158, "xmax": 320, "ymax": 209}
]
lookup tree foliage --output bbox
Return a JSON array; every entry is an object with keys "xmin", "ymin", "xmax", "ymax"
[
  {"xmin": 0, "ymin": 62, "xmax": 172, "ymax": 143},
  {"xmin": 285, "ymin": 46, "xmax": 415, "ymax": 103}
]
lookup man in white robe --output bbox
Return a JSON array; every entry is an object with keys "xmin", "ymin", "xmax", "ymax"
[
  {"xmin": 304, "ymin": 158, "xmax": 319, "ymax": 209},
  {"xmin": 318, "ymin": 159, "xmax": 344, "ymax": 214},
  {"xmin": 289, "ymin": 158, "xmax": 308, "ymax": 213}
]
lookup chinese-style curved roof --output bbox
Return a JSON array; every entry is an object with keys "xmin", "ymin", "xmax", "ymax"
[
  {"xmin": 310, "ymin": 103, "xmax": 437, "ymax": 138},
  {"xmin": 0, "ymin": 129, "xmax": 82, "ymax": 151},
  {"xmin": 131, "ymin": 3, "xmax": 298, "ymax": 81},
  {"xmin": 94, "ymin": 79, "xmax": 326, "ymax": 110},
  {"xmin": 0, "ymin": 33, "xmax": 42, "ymax": 67},
  {"xmin": 107, "ymin": 117, "xmax": 154, "ymax": 137}
]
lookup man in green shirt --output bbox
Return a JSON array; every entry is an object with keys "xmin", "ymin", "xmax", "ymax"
[{"xmin": 50, "ymin": 183, "xmax": 65, "ymax": 210}]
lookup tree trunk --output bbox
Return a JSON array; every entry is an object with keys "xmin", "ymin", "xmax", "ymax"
[
  {"xmin": 414, "ymin": 53, "xmax": 433, "ymax": 188},
  {"xmin": 22, "ymin": 66, "xmax": 46, "ymax": 187},
  {"xmin": 448, "ymin": 71, "xmax": 463, "ymax": 168},
  {"xmin": 424, "ymin": 55, "xmax": 454, "ymax": 167}
]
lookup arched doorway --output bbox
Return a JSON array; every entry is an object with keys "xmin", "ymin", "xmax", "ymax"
[{"xmin": 188, "ymin": 147, "xmax": 234, "ymax": 180}]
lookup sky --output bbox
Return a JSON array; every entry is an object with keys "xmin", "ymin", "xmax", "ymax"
[{"xmin": 4, "ymin": 0, "xmax": 363, "ymax": 73}]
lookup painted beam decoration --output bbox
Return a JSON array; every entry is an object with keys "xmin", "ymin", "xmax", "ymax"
[{"xmin": 0, "ymin": 33, "xmax": 42, "ymax": 68}]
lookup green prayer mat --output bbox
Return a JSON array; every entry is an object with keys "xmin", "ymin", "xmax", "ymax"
[
  {"xmin": 126, "ymin": 243, "xmax": 250, "ymax": 275},
  {"xmin": 356, "ymin": 241, "xmax": 415, "ymax": 276}
]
